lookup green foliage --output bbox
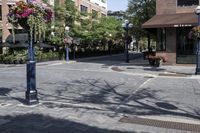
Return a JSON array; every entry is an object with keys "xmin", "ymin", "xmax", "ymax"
[
  {"xmin": 72, "ymin": 16, "xmax": 123, "ymax": 44},
  {"xmin": 127, "ymin": 0, "xmax": 156, "ymax": 40},
  {"xmin": 47, "ymin": 0, "xmax": 124, "ymax": 53}
]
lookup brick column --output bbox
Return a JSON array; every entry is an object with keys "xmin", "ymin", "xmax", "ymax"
[{"xmin": 2, "ymin": 0, "xmax": 10, "ymax": 43}]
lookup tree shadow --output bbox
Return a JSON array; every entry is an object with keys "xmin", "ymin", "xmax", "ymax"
[
  {"xmin": 0, "ymin": 87, "xmax": 12, "ymax": 96},
  {"xmin": 118, "ymin": 88, "xmax": 200, "ymax": 120},
  {"xmin": 2, "ymin": 78, "xmax": 200, "ymax": 121},
  {"xmin": 38, "ymin": 79, "xmax": 200, "ymax": 121},
  {"xmin": 0, "ymin": 114, "xmax": 135, "ymax": 133}
]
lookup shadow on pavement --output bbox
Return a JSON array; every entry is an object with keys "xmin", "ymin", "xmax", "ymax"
[
  {"xmin": 38, "ymin": 78, "xmax": 200, "ymax": 121},
  {"xmin": 0, "ymin": 87, "xmax": 12, "ymax": 96},
  {"xmin": 76, "ymin": 53, "xmax": 145, "ymax": 66},
  {"xmin": 0, "ymin": 114, "xmax": 134, "ymax": 133},
  {"xmin": 2, "ymin": 78, "xmax": 200, "ymax": 122}
]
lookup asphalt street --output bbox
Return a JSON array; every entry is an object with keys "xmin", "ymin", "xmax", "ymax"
[{"xmin": 0, "ymin": 53, "xmax": 200, "ymax": 133}]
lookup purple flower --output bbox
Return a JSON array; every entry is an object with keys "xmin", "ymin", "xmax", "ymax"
[
  {"xmin": 188, "ymin": 31, "xmax": 193, "ymax": 39},
  {"xmin": 21, "ymin": 8, "xmax": 33, "ymax": 18}
]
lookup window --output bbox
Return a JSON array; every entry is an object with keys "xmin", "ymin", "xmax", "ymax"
[
  {"xmin": 157, "ymin": 28, "xmax": 166, "ymax": 51},
  {"xmin": 80, "ymin": 5, "xmax": 88, "ymax": 16},
  {"xmin": 92, "ymin": 9, "xmax": 98, "ymax": 19},
  {"xmin": 101, "ymin": 0, "xmax": 106, "ymax": 3},
  {"xmin": 177, "ymin": 0, "xmax": 199, "ymax": 6}
]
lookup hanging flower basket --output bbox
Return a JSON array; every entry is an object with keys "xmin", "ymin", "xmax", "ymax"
[
  {"xmin": 18, "ymin": 18, "xmax": 29, "ymax": 29},
  {"xmin": 7, "ymin": 0, "xmax": 53, "ymax": 41},
  {"xmin": 189, "ymin": 26, "xmax": 200, "ymax": 40}
]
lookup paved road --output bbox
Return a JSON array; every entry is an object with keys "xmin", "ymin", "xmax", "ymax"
[{"xmin": 0, "ymin": 53, "xmax": 200, "ymax": 133}]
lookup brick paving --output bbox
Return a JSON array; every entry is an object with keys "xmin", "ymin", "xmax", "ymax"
[{"xmin": 0, "ymin": 53, "xmax": 200, "ymax": 133}]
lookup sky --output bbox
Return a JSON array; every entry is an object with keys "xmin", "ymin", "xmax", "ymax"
[{"xmin": 107, "ymin": 0, "xmax": 129, "ymax": 11}]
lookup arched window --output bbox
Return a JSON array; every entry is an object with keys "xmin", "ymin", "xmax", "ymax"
[{"xmin": 177, "ymin": 0, "xmax": 199, "ymax": 6}]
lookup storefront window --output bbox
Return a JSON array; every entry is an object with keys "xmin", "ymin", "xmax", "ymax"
[
  {"xmin": 157, "ymin": 28, "xmax": 166, "ymax": 51},
  {"xmin": 177, "ymin": 28, "xmax": 196, "ymax": 64}
]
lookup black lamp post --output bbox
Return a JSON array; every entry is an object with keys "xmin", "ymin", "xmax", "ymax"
[
  {"xmin": 64, "ymin": 26, "xmax": 72, "ymax": 62},
  {"xmin": 122, "ymin": 20, "xmax": 133, "ymax": 63},
  {"xmin": 25, "ymin": 0, "xmax": 38, "ymax": 105},
  {"xmin": 195, "ymin": 6, "xmax": 200, "ymax": 75}
]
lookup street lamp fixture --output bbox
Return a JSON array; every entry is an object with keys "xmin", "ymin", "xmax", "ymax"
[
  {"xmin": 122, "ymin": 19, "xmax": 133, "ymax": 63},
  {"xmin": 195, "ymin": 6, "xmax": 200, "ymax": 75},
  {"xmin": 25, "ymin": 0, "xmax": 38, "ymax": 105}
]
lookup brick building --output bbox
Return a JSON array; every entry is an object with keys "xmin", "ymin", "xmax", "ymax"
[
  {"xmin": 58, "ymin": 0, "xmax": 107, "ymax": 18},
  {"xmin": 143, "ymin": 0, "xmax": 199, "ymax": 64}
]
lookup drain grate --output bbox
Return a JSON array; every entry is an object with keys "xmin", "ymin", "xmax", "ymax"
[
  {"xmin": 119, "ymin": 116, "xmax": 200, "ymax": 132},
  {"xmin": 111, "ymin": 67, "xmax": 124, "ymax": 72}
]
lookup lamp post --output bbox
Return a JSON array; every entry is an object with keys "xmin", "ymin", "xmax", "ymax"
[
  {"xmin": 122, "ymin": 20, "xmax": 133, "ymax": 63},
  {"xmin": 195, "ymin": 6, "xmax": 200, "ymax": 75},
  {"xmin": 64, "ymin": 26, "xmax": 72, "ymax": 62},
  {"xmin": 25, "ymin": 0, "xmax": 38, "ymax": 105},
  {"xmin": 108, "ymin": 34, "xmax": 112, "ymax": 55}
]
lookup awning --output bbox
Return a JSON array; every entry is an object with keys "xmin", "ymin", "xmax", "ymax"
[{"xmin": 142, "ymin": 13, "xmax": 198, "ymax": 28}]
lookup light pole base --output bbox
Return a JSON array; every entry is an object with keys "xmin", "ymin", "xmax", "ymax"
[
  {"xmin": 196, "ymin": 68, "xmax": 200, "ymax": 75},
  {"xmin": 25, "ymin": 90, "xmax": 39, "ymax": 105},
  {"xmin": 26, "ymin": 61, "xmax": 38, "ymax": 105}
]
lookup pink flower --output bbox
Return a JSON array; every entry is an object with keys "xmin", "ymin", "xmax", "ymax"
[{"xmin": 21, "ymin": 8, "xmax": 33, "ymax": 18}]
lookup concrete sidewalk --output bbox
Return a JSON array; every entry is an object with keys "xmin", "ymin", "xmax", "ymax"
[{"xmin": 110, "ymin": 56, "xmax": 196, "ymax": 76}]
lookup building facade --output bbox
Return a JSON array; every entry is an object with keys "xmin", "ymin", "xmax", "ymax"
[
  {"xmin": 143, "ymin": 0, "xmax": 199, "ymax": 64},
  {"xmin": 107, "ymin": 11, "xmax": 125, "ymax": 21}
]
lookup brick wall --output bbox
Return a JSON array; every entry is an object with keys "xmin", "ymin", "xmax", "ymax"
[
  {"xmin": 156, "ymin": 0, "xmax": 198, "ymax": 15},
  {"xmin": 156, "ymin": 0, "xmax": 176, "ymax": 15}
]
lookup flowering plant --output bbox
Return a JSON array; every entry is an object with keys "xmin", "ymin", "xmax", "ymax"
[
  {"xmin": 188, "ymin": 26, "xmax": 200, "ymax": 39},
  {"xmin": 7, "ymin": 0, "xmax": 53, "ymax": 41}
]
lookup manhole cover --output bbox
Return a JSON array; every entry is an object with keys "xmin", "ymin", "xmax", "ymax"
[{"xmin": 119, "ymin": 116, "xmax": 200, "ymax": 132}]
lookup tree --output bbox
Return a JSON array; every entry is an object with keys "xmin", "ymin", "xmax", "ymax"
[
  {"xmin": 127, "ymin": 0, "xmax": 156, "ymax": 46},
  {"xmin": 47, "ymin": 0, "xmax": 77, "ymax": 45}
]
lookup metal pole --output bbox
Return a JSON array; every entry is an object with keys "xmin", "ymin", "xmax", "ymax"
[
  {"xmin": 25, "ymin": 0, "xmax": 38, "ymax": 105},
  {"xmin": 125, "ymin": 24, "xmax": 129, "ymax": 63},
  {"xmin": 66, "ymin": 45, "xmax": 69, "ymax": 62},
  {"xmin": 196, "ymin": 14, "xmax": 200, "ymax": 75}
]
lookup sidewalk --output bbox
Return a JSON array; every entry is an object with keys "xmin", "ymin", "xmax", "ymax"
[
  {"xmin": 111, "ymin": 56, "xmax": 196, "ymax": 76},
  {"xmin": 0, "ymin": 53, "xmax": 200, "ymax": 133}
]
